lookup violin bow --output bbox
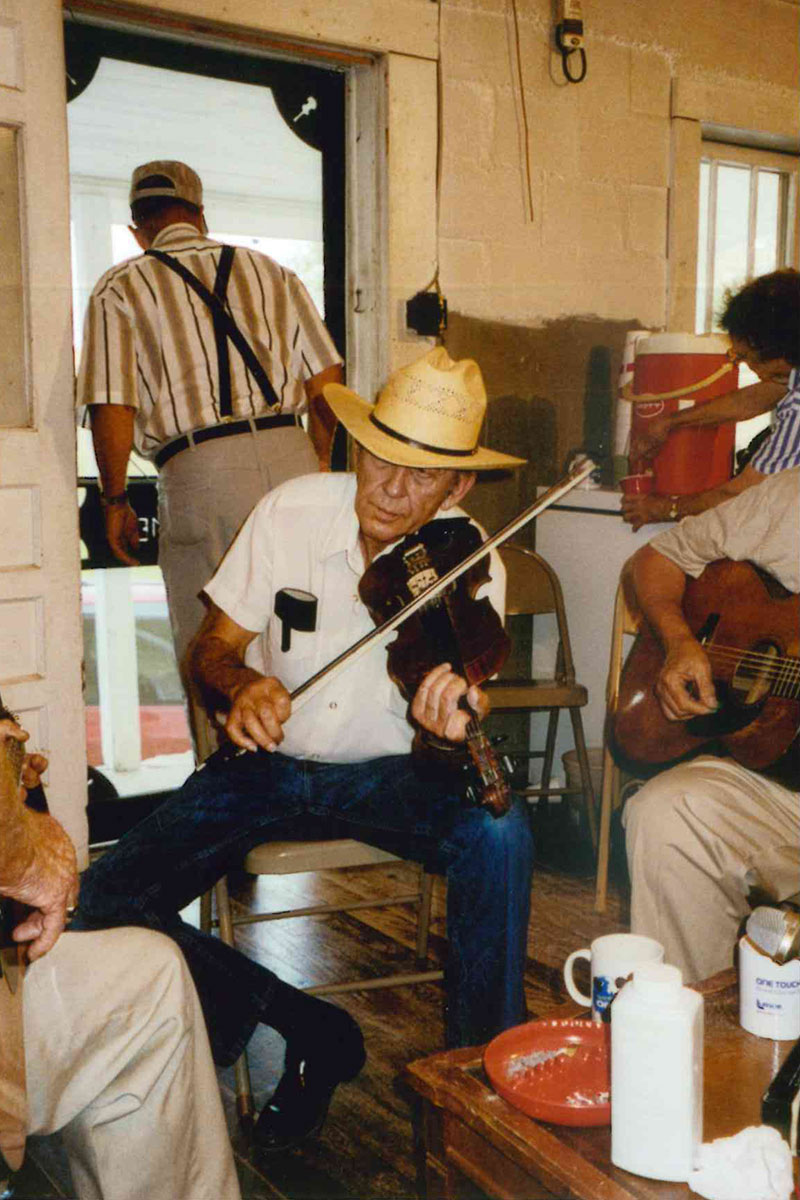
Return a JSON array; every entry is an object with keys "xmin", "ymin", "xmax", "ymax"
[{"xmin": 286, "ymin": 455, "xmax": 597, "ymax": 715}]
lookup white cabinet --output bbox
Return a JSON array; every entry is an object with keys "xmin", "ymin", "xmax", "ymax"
[{"xmin": 531, "ymin": 487, "xmax": 656, "ymax": 779}]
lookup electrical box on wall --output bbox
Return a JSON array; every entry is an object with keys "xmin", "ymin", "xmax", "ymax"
[
  {"xmin": 406, "ymin": 291, "xmax": 448, "ymax": 337},
  {"xmin": 556, "ymin": 0, "xmax": 584, "ymax": 49}
]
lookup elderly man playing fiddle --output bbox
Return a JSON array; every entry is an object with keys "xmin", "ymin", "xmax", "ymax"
[{"xmin": 73, "ymin": 348, "xmax": 534, "ymax": 1156}]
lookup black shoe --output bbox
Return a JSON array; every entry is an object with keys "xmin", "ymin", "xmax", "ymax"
[{"xmin": 253, "ymin": 1008, "xmax": 366, "ymax": 1154}]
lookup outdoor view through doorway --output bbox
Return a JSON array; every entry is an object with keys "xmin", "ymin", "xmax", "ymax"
[{"xmin": 67, "ymin": 30, "xmax": 342, "ymax": 802}]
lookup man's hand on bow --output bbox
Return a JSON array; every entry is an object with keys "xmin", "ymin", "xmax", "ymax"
[
  {"xmin": 410, "ymin": 663, "xmax": 489, "ymax": 743},
  {"xmin": 226, "ymin": 676, "xmax": 292, "ymax": 753}
]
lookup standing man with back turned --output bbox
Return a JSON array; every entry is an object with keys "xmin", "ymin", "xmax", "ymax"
[{"xmin": 76, "ymin": 160, "xmax": 343, "ymax": 668}]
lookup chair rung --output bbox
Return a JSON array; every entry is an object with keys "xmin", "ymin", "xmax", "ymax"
[
  {"xmin": 519, "ymin": 785, "xmax": 586, "ymax": 797},
  {"xmin": 212, "ymin": 891, "xmax": 423, "ymax": 926},
  {"xmin": 304, "ymin": 968, "xmax": 444, "ymax": 996}
]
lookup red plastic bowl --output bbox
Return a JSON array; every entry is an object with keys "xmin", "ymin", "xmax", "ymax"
[{"xmin": 484, "ymin": 1016, "xmax": 611, "ymax": 1127}]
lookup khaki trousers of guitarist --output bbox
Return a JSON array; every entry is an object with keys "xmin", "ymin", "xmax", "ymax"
[
  {"xmin": 23, "ymin": 927, "xmax": 240, "ymax": 1200},
  {"xmin": 624, "ymin": 756, "xmax": 800, "ymax": 983}
]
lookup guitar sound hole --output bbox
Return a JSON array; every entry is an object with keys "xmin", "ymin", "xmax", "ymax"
[
  {"xmin": 687, "ymin": 679, "xmax": 764, "ymax": 738},
  {"xmin": 731, "ymin": 640, "xmax": 779, "ymax": 706}
]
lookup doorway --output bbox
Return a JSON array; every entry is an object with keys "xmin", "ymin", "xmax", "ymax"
[{"xmin": 66, "ymin": 19, "xmax": 346, "ymax": 802}]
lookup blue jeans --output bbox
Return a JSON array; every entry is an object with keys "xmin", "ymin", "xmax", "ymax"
[{"xmin": 74, "ymin": 750, "xmax": 534, "ymax": 1059}]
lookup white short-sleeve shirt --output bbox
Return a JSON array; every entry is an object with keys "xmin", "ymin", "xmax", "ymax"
[
  {"xmin": 204, "ymin": 472, "xmax": 506, "ymax": 763},
  {"xmin": 650, "ymin": 466, "xmax": 799, "ymax": 592}
]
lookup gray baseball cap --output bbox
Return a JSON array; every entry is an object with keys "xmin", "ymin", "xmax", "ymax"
[{"xmin": 129, "ymin": 160, "xmax": 203, "ymax": 208}]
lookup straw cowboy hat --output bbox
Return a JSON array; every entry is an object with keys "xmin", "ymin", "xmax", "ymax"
[{"xmin": 323, "ymin": 348, "xmax": 526, "ymax": 471}]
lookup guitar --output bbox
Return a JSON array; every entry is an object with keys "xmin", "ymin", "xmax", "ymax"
[{"xmin": 612, "ymin": 560, "xmax": 800, "ymax": 790}]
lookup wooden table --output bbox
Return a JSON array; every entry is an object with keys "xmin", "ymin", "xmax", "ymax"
[{"xmin": 405, "ymin": 971, "xmax": 795, "ymax": 1200}]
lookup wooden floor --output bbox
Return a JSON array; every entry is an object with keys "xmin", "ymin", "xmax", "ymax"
[{"xmin": 17, "ymin": 812, "xmax": 630, "ymax": 1200}]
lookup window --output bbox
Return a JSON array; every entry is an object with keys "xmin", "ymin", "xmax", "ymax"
[
  {"xmin": 68, "ymin": 20, "xmax": 345, "ymax": 799},
  {"xmin": 695, "ymin": 140, "xmax": 798, "ymax": 452},
  {"xmin": 695, "ymin": 141, "xmax": 798, "ymax": 335}
]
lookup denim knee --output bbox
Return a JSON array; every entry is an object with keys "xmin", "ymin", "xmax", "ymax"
[{"xmin": 448, "ymin": 798, "xmax": 534, "ymax": 877}]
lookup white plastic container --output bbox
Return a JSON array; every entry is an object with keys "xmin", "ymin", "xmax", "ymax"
[
  {"xmin": 611, "ymin": 962, "xmax": 704, "ymax": 1182},
  {"xmin": 739, "ymin": 935, "xmax": 800, "ymax": 1040}
]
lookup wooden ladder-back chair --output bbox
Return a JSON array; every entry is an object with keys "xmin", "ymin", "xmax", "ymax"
[
  {"xmin": 594, "ymin": 572, "xmax": 643, "ymax": 913},
  {"xmin": 484, "ymin": 542, "xmax": 598, "ymax": 851},
  {"xmin": 189, "ymin": 692, "xmax": 442, "ymax": 1123}
]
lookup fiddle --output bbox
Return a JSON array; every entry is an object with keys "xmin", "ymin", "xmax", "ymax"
[
  {"xmin": 200, "ymin": 458, "xmax": 596, "ymax": 790},
  {"xmin": 358, "ymin": 518, "xmax": 512, "ymax": 816}
]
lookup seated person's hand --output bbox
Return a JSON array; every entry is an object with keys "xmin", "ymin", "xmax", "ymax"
[
  {"xmin": 656, "ymin": 637, "xmax": 718, "ymax": 721},
  {"xmin": 620, "ymin": 494, "xmax": 672, "ymax": 530},
  {"xmin": 226, "ymin": 675, "xmax": 292, "ymax": 752},
  {"xmin": 10, "ymin": 813, "xmax": 79, "ymax": 960},
  {"xmin": 410, "ymin": 663, "xmax": 488, "ymax": 743},
  {"xmin": 0, "ymin": 719, "xmax": 79, "ymax": 960}
]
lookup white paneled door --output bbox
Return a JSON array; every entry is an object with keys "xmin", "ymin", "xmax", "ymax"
[{"xmin": 0, "ymin": 1, "xmax": 88, "ymax": 863}]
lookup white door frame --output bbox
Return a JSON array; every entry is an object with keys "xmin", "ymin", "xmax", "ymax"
[{"xmin": 0, "ymin": 1, "xmax": 88, "ymax": 863}]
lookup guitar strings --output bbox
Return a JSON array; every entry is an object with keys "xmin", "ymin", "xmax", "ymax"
[
  {"xmin": 704, "ymin": 645, "xmax": 798, "ymax": 669},
  {"xmin": 703, "ymin": 644, "xmax": 800, "ymax": 693}
]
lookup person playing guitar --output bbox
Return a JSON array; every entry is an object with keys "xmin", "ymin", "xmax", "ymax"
[{"xmin": 619, "ymin": 467, "xmax": 799, "ymax": 985}]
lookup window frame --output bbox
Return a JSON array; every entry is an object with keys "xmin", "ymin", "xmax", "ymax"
[{"xmin": 695, "ymin": 139, "xmax": 799, "ymax": 334}]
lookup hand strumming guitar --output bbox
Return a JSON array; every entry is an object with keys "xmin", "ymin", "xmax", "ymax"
[
  {"xmin": 656, "ymin": 636, "xmax": 718, "ymax": 722},
  {"xmin": 629, "ymin": 544, "xmax": 720, "ymax": 724}
]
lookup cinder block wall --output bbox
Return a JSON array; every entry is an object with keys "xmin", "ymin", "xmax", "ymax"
[
  {"xmin": 438, "ymin": 0, "xmax": 796, "ymax": 328},
  {"xmin": 434, "ymin": 0, "xmax": 798, "ymax": 491},
  {"xmin": 74, "ymin": 0, "xmax": 798, "ymax": 486}
]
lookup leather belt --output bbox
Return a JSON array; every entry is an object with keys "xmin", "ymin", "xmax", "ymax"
[{"xmin": 154, "ymin": 414, "xmax": 301, "ymax": 469}]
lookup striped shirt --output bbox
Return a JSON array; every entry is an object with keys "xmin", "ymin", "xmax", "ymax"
[
  {"xmin": 750, "ymin": 368, "xmax": 800, "ymax": 475},
  {"xmin": 76, "ymin": 223, "xmax": 341, "ymax": 459}
]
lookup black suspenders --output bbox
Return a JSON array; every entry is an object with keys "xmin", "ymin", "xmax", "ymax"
[
  {"xmin": 145, "ymin": 246, "xmax": 281, "ymax": 416},
  {"xmin": 212, "ymin": 245, "xmax": 235, "ymax": 417}
]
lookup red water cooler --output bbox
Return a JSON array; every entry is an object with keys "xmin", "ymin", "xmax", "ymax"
[{"xmin": 631, "ymin": 333, "xmax": 739, "ymax": 494}]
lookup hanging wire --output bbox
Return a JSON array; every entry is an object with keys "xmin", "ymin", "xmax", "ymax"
[
  {"xmin": 508, "ymin": 0, "xmax": 535, "ymax": 223},
  {"xmin": 558, "ymin": 42, "xmax": 587, "ymax": 83},
  {"xmin": 408, "ymin": 0, "xmax": 446, "ymax": 340}
]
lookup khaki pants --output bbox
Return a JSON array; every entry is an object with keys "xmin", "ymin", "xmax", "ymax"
[
  {"xmin": 157, "ymin": 423, "xmax": 318, "ymax": 669},
  {"xmin": 624, "ymin": 755, "xmax": 799, "ymax": 983},
  {"xmin": 24, "ymin": 928, "xmax": 240, "ymax": 1200}
]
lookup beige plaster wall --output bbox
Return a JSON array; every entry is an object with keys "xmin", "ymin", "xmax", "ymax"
[
  {"xmin": 74, "ymin": 0, "xmax": 797, "ymax": 338},
  {"xmin": 437, "ymin": 0, "xmax": 798, "ymax": 329},
  {"xmin": 65, "ymin": 0, "xmax": 798, "ymax": 478},
  {"xmin": 433, "ymin": 0, "xmax": 798, "ymax": 486}
]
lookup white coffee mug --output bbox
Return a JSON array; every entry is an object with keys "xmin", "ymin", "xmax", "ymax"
[
  {"xmin": 564, "ymin": 933, "xmax": 664, "ymax": 1020},
  {"xmin": 739, "ymin": 935, "xmax": 800, "ymax": 1040}
]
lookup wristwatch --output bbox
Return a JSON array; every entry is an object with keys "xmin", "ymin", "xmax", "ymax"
[
  {"xmin": 668, "ymin": 495, "xmax": 680, "ymax": 521},
  {"xmin": 101, "ymin": 490, "xmax": 129, "ymax": 507}
]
